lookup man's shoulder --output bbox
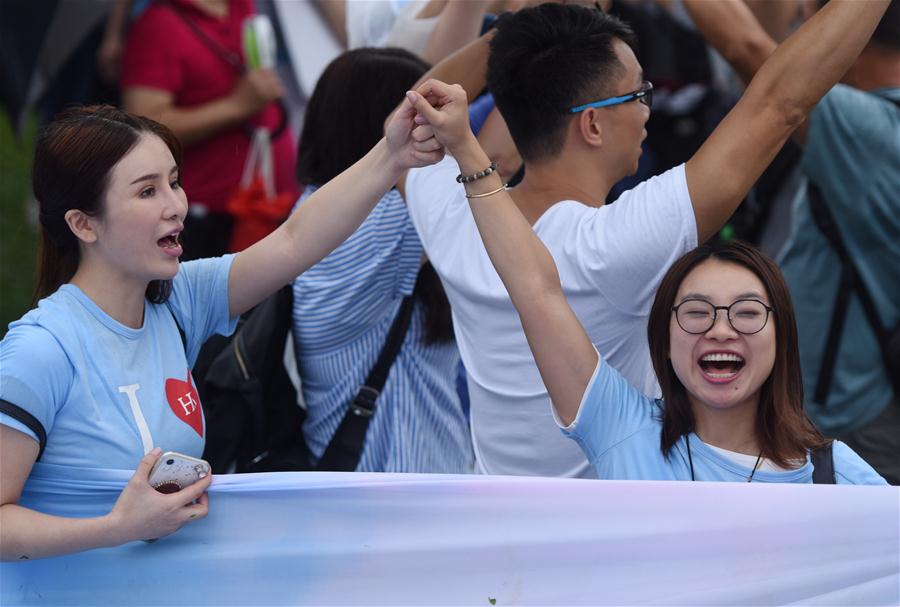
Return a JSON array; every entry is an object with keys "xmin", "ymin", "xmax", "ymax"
[
  {"xmin": 824, "ymin": 83, "xmax": 900, "ymax": 105},
  {"xmin": 531, "ymin": 200, "xmax": 598, "ymax": 240},
  {"xmin": 814, "ymin": 84, "xmax": 900, "ymax": 131},
  {"xmin": 536, "ymin": 165, "xmax": 691, "ymax": 237},
  {"xmin": 403, "ymin": 157, "xmax": 469, "ymax": 245},
  {"xmin": 804, "ymin": 86, "xmax": 899, "ymax": 188},
  {"xmin": 406, "ymin": 156, "xmax": 462, "ymax": 200}
]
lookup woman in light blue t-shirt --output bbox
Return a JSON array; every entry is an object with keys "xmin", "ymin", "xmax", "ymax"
[
  {"xmin": 405, "ymin": 79, "xmax": 885, "ymax": 485},
  {"xmin": 0, "ymin": 102, "xmax": 445, "ymax": 560}
]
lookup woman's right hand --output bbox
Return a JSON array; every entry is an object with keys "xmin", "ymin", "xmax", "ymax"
[
  {"xmin": 106, "ymin": 448, "xmax": 211, "ymax": 544},
  {"xmin": 230, "ymin": 68, "xmax": 283, "ymax": 118},
  {"xmin": 406, "ymin": 79, "xmax": 475, "ymax": 156}
]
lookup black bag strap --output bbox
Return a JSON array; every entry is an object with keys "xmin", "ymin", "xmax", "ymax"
[
  {"xmin": 807, "ymin": 182, "xmax": 895, "ymax": 402},
  {"xmin": 1, "ymin": 399, "xmax": 47, "ymax": 461},
  {"xmin": 811, "ymin": 442, "xmax": 835, "ymax": 484},
  {"xmin": 316, "ymin": 295, "xmax": 416, "ymax": 471},
  {"xmin": 807, "ymin": 184, "xmax": 856, "ymax": 404}
]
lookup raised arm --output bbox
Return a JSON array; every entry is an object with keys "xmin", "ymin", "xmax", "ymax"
[
  {"xmin": 406, "ymin": 81, "xmax": 597, "ymax": 425},
  {"xmin": 679, "ymin": 0, "xmax": 815, "ymax": 146},
  {"xmin": 415, "ymin": 30, "xmax": 494, "ymax": 116},
  {"xmin": 394, "ymin": 30, "xmax": 494, "ymax": 198},
  {"xmin": 421, "ymin": 0, "xmax": 489, "ymax": 65},
  {"xmin": 313, "ymin": 0, "xmax": 348, "ymax": 49},
  {"xmin": 681, "ymin": 0, "xmax": 777, "ymax": 86},
  {"xmin": 226, "ymin": 96, "xmax": 443, "ymax": 317},
  {"xmin": 685, "ymin": 0, "xmax": 890, "ymax": 243}
]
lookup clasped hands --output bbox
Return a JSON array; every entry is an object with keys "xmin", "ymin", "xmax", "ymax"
[{"xmin": 386, "ymin": 79, "xmax": 476, "ymax": 171}]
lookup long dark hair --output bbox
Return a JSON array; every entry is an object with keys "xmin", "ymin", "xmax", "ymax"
[
  {"xmin": 32, "ymin": 105, "xmax": 183, "ymax": 305},
  {"xmin": 297, "ymin": 48, "xmax": 430, "ymax": 184},
  {"xmin": 647, "ymin": 241, "xmax": 826, "ymax": 467},
  {"xmin": 297, "ymin": 48, "xmax": 453, "ymax": 344}
]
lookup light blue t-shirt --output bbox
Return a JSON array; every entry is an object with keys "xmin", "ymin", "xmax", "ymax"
[
  {"xmin": 561, "ymin": 352, "xmax": 886, "ymax": 484},
  {"xmin": 292, "ymin": 186, "xmax": 473, "ymax": 473},
  {"xmin": 0, "ymin": 256, "xmax": 236, "ymax": 471},
  {"xmin": 778, "ymin": 85, "xmax": 900, "ymax": 434}
]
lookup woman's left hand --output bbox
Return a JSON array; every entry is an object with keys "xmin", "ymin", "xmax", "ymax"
[
  {"xmin": 385, "ymin": 96, "xmax": 446, "ymax": 171},
  {"xmin": 404, "ymin": 80, "xmax": 474, "ymax": 156}
]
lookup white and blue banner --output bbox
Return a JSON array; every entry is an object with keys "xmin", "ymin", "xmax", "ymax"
[{"xmin": 3, "ymin": 464, "xmax": 898, "ymax": 606}]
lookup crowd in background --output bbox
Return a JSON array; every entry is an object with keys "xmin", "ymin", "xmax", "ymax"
[{"xmin": 0, "ymin": 0, "xmax": 897, "ymax": 561}]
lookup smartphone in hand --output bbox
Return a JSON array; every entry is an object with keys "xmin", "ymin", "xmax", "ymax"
[{"xmin": 148, "ymin": 452, "xmax": 211, "ymax": 494}]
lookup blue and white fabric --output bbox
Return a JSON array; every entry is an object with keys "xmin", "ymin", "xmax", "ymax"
[
  {"xmin": 3, "ymin": 467, "xmax": 898, "ymax": 605},
  {"xmin": 291, "ymin": 186, "xmax": 473, "ymax": 472}
]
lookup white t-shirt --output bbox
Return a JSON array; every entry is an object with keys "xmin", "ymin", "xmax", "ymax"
[
  {"xmin": 405, "ymin": 157, "xmax": 696, "ymax": 477},
  {"xmin": 383, "ymin": 1, "xmax": 437, "ymax": 58},
  {"xmin": 346, "ymin": 0, "xmax": 425, "ymax": 50}
]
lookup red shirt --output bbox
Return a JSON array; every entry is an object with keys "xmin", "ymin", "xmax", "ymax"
[{"xmin": 121, "ymin": 0, "xmax": 298, "ymax": 214}]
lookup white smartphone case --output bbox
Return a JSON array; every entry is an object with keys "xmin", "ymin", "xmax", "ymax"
[{"xmin": 148, "ymin": 452, "xmax": 211, "ymax": 494}]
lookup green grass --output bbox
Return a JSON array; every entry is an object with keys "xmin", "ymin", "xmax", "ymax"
[{"xmin": 0, "ymin": 110, "xmax": 39, "ymax": 337}]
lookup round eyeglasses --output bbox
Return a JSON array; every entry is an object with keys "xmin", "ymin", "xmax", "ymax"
[
  {"xmin": 568, "ymin": 81, "xmax": 654, "ymax": 114},
  {"xmin": 672, "ymin": 299, "xmax": 773, "ymax": 335}
]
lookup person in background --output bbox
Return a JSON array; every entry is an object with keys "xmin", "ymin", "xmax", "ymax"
[
  {"xmin": 292, "ymin": 48, "xmax": 473, "ymax": 473},
  {"xmin": 345, "ymin": 0, "xmax": 490, "ymax": 64},
  {"xmin": 121, "ymin": 0, "xmax": 299, "ymax": 260}
]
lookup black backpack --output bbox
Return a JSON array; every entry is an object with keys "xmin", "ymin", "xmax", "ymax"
[
  {"xmin": 199, "ymin": 284, "xmax": 309, "ymax": 473},
  {"xmin": 804, "ymin": 96, "xmax": 900, "ymax": 405},
  {"xmin": 808, "ymin": 181, "xmax": 900, "ymax": 405},
  {"xmin": 195, "ymin": 283, "xmax": 415, "ymax": 474}
]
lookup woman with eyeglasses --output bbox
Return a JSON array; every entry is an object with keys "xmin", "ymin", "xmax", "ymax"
[
  {"xmin": 404, "ymin": 79, "xmax": 885, "ymax": 484},
  {"xmin": 549, "ymin": 237, "xmax": 882, "ymax": 483}
]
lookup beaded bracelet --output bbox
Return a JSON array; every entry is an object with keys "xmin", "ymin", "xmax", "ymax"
[
  {"xmin": 464, "ymin": 184, "xmax": 509, "ymax": 199},
  {"xmin": 456, "ymin": 162, "xmax": 498, "ymax": 184}
]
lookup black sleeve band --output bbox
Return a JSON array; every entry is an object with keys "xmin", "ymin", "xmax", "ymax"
[{"xmin": 0, "ymin": 399, "xmax": 47, "ymax": 461}]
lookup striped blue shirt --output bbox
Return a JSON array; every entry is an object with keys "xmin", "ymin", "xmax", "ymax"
[{"xmin": 291, "ymin": 186, "xmax": 473, "ymax": 472}]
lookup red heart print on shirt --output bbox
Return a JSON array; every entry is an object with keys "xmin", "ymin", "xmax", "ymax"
[{"xmin": 165, "ymin": 369, "xmax": 204, "ymax": 437}]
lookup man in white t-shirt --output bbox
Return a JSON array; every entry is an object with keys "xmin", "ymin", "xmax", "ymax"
[{"xmin": 399, "ymin": 2, "xmax": 871, "ymax": 477}]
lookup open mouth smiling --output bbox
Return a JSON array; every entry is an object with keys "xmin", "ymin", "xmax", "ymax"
[{"xmin": 698, "ymin": 352, "xmax": 745, "ymax": 380}]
